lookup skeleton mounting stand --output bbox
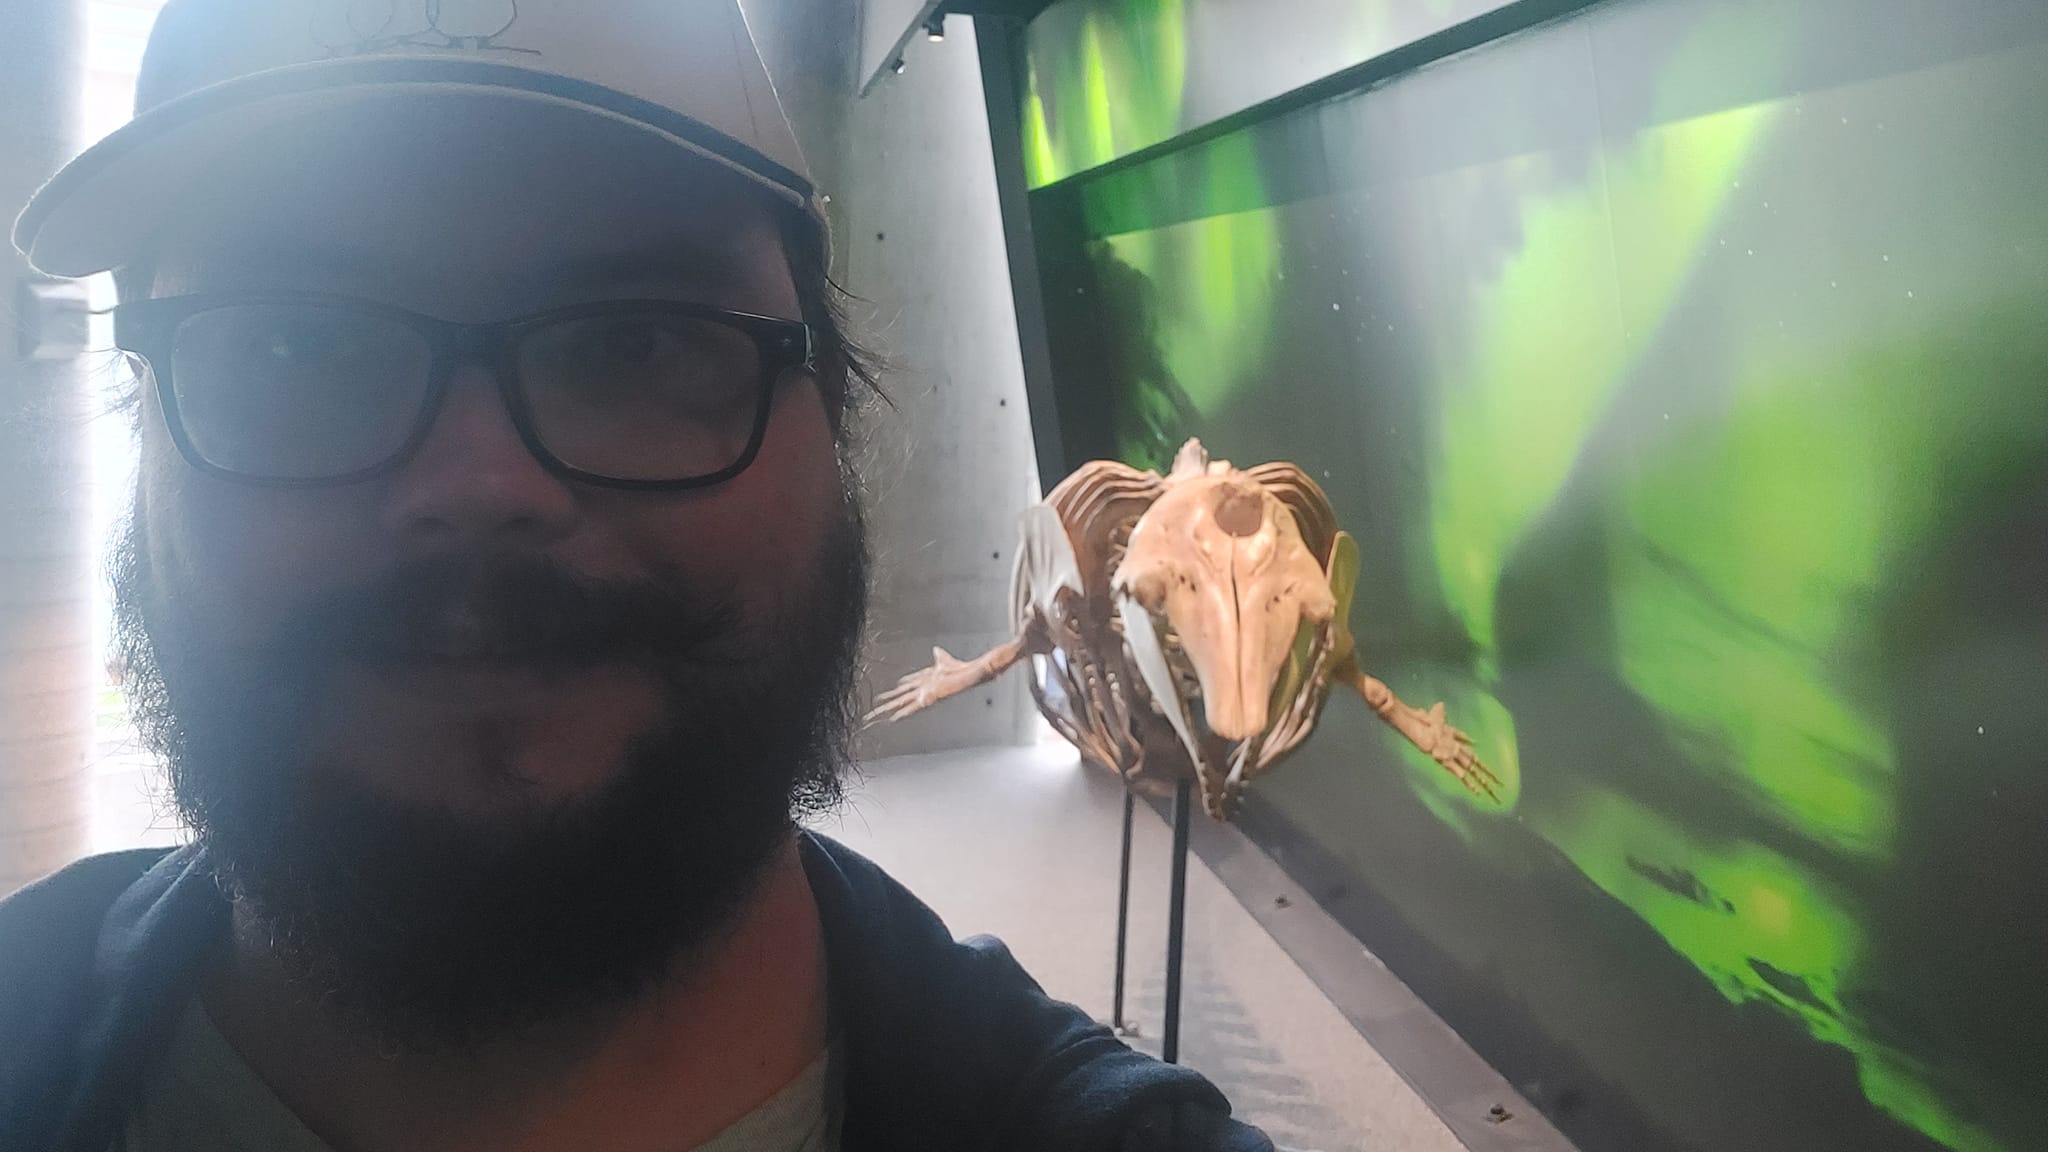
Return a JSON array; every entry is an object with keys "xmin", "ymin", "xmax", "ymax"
[
  {"xmin": 1110, "ymin": 788, "xmax": 1136, "ymax": 1037},
  {"xmin": 1163, "ymin": 776, "xmax": 1193, "ymax": 1064},
  {"xmin": 1108, "ymin": 776, "xmax": 1195, "ymax": 1067}
]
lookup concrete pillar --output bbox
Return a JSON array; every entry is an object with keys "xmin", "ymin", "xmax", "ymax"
[
  {"xmin": 747, "ymin": 1, "xmax": 1043, "ymax": 758},
  {"xmin": 0, "ymin": 0, "xmax": 95, "ymax": 894},
  {"xmin": 840, "ymin": 18, "xmax": 1043, "ymax": 758}
]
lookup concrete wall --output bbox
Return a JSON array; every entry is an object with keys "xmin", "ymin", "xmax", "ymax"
[{"xmin": 745, "ymin": 3, "xmax": 1042, "ymax": 757}]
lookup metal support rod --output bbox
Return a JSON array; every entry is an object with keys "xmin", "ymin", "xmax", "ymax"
[
  {"xmin": 1111, "ymin": 786, "xmax": 1135, "ymax": 1033},
  {"xmin": 1162, "ymin": 776, "xmax": 1193, "ymax": 1064}
]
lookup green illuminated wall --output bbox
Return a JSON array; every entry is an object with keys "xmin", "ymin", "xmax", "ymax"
[
  {"xmin": 1020, "ymin": 0, "xmax": 2048, "ymax": 1149},
  {"xmin": 1020, "ymin": 0, "xmax": 1520, "ymax": 187}
]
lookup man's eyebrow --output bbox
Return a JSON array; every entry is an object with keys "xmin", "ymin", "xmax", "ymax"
[
  {"xmin": 198, "ymin": 239, "xmax": 742, "ymax": 283},
  {"xmin": 547, "ymin": 242, "xmax": 746, "ymax": 288},
  {"xmin": 157, "ymin": 244, "xmax": 381, "ymax": 292},
  {"xmin": 156, "ymin": 239, "xmax": 757, "ymax": 306}
]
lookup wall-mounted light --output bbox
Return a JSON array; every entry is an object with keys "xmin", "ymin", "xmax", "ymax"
[
  {"xmin": 924, "ymin": 13, "xmax": 946, "ymax": 42},
  {"xmin": 16, "ymin": 279, "xmax": 91, "ymax": 361},
  {"xmin": 890, "ymin": 57, "xmax": 907, "ymax": 75}
]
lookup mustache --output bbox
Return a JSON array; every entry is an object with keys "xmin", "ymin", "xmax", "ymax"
[{"xmin": 259, "ymin": 554, "xmax": 743, "ymax": 669}]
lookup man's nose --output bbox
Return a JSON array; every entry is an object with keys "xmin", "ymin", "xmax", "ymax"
[{"xmin": 382, "ymin": 364, "xmax": 577, "ymax": 549}]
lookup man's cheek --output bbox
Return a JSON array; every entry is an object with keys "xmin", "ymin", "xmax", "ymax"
[{"xmin": 162, "ymin": 497, "xmax": 377, "ymax": 623}]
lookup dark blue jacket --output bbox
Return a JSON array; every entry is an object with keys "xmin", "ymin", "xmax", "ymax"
[{"xmin": 0, "ymin": 833, "xmax": 1270, "ymax": 1152}]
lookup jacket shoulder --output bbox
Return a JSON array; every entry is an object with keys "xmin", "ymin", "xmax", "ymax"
[
  {"xmin": 800, "ymin": 834, "xmax": 1272, "ymax": 1152},
  {"xmin": 0, "ymin": 850, "xmax": 178, "ymax": 1140},
  {"xmin": 0, "ymin": 849, "xmax": 175, "ymax": 972}
]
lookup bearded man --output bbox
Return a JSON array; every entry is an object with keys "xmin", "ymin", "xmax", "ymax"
[{"xmin": 0, "ymin": 3, "xmax": 1269, "ymax": 1149}]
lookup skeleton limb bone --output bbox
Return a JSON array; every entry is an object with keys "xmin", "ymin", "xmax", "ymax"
[
  {"xmin": 864, "ymin": 635, "xmax": 1032, "ymax": 726},
  {"xmin": 1340, "ymin": 664, "xmax": 1501, "ymax": 800}
]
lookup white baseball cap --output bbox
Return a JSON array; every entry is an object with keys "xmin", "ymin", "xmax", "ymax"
[{"xmin": 13, "ymin": 0, "xmax": 815, "ymax": 278}]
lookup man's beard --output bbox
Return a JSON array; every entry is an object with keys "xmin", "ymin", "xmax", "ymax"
[{"xmin": 113, "ymin": 486, "xmax": 868, "ymax": 1051}]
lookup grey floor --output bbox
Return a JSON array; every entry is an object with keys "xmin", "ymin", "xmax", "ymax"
[
  {"xmin": 814, "ymin": 743, "xmax": 1466, "ymax": 1152},
  {"xmin": 87, "ymin": 735, "xmax": 1465, "ymax": 1151}
]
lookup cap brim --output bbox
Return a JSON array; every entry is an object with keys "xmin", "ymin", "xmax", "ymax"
[{"xmin": 14, "ymin": 55, "xmax": 814, "ymax": 278}]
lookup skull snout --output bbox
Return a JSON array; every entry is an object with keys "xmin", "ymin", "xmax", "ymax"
[{"xmin": 1117, "ymin": 477, "xmax": 1335, "ymax": 744}]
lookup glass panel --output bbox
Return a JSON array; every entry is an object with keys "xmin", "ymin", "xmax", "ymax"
[
  {"xmin": 1020, "ymin": 0, "xmax": 1524, "ymax": 187},
  {"xmin": 1029, "ymin": 0, "xmax": 2048, "ymax": 1148}
]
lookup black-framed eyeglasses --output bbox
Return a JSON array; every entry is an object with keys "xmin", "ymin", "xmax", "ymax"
[{"xmin": 113, "ymin": 293, "xmax": 816, "ymax": 489}]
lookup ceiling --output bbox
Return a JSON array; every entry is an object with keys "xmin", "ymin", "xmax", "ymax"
[{"xmin": 935, "ymin": 0, "xmax": 1060, "ymax": 21}]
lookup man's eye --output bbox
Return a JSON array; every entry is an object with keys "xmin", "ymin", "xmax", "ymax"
[
  {"xmin": 254, "ymin": 324, "xmax": 349, "ymax": 365},
  {"xmin": 587, "ymin": 321, "xmax": 678, "ymax": 364}
]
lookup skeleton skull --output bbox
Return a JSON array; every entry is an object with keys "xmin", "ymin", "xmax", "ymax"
[{"xmin": 1113, "ymin": 470, "xmax": 1336, "ymax": 742}]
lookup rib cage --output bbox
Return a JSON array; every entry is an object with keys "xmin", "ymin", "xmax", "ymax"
[
  {"xmin": 1013, "ymin": 455, "xmax": 1343, "ymax": 800},
  {"xmin": 1015, "ymin": 460, "xmax": 1164, "ymax": 779}
]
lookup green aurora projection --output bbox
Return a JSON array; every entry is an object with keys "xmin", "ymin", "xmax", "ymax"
[
  {"xmin": 1022, "ymin": 0, "xmax": 1516, "ymax": 188},
  {"xmin": 1020, "ymin": 1, "xmax": 2048, "ymax": 1150},
  {"xmin": 1022, "ymin": 0, "xmax": 1186, "ymax": 188}
]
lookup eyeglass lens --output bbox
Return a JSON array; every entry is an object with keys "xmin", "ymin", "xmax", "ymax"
[
  {"xmin": 166, "ymin": 303, "xmax": 767, "ymax": 483},
  {"xmin": 516, "ymin": 310, "xmax": 763, "ymax": 482},
  {"xmin": 171, "ymin": 303, "xmax": 436, "ymax": 481}
]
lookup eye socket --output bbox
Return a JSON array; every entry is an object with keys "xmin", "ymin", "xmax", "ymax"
[
  {"xmin": 573, "ymin": 317, "xmax": 685, "ymax": 369},
  {"xmin": 242, "ymin": 314, "xmax": 377, "ymax": 374},
  {"xmin": 259, "ymin": 325, "xmax": 326, "ymax": 363},
  {"xmin": 521, "ymin": 311, "xmax": 758, "ymax": 413}
]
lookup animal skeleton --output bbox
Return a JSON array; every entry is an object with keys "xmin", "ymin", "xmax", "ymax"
[{"xmin": 868, "ymin": 440, "xmax": 1497, "ymax": 818}]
